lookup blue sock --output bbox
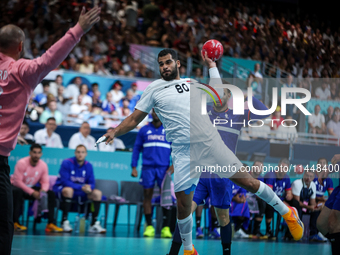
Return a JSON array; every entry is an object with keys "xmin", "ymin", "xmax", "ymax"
[
  {"xmin": 168, "ymin": 223, "xmax": 182, "ymax": 255},
  {"xmin": 221, "ymin": 222, "xmax": 231, "ymax": 255}
]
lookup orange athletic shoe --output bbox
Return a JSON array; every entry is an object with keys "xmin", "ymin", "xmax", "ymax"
[
  {"xmin": 282, "ymin": 206, "xmax": 304, "ymax": 241},
  {"xmin": 45, "ymin": 223, "xmax": 63, "ymax": 233},
  {"xmin": 184, "ymin": 245, "xmax": 199, "ymax": 255},
  {"xmin": 14, "ymin": 222, "xmax": 27, "ymax": 232}
]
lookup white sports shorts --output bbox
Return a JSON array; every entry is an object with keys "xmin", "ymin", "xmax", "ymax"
[{"xmin": 172, "ymin": 133, "xmax": 243, "ymax": 192}]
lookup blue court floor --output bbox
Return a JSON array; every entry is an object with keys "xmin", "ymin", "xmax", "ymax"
[{"xmin": 12, "ymin": 225, "xmax": 332, "ymax": 255}]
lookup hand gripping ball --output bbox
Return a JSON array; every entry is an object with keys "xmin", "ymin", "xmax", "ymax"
[{"xmin": 201, "ymin": 39, "xmax": 224, "ymax": 61}]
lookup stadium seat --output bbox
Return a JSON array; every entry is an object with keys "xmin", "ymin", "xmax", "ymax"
[
  {"xmin": 94, "ymin": 179, "xmax": 119, "ymax": 229},
  {"xmin": 113, "ymin": 181, "xmax": 144, "ymax": 232}
]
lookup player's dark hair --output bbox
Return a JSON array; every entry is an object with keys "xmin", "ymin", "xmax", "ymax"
[
  {"xmin": 92, "ymin": 82, "xmax": 99, "ymax": 88},
  {"xmin": 158, "ymin": 49, "xmax": 178, "ymax": 61},
  {"xmin": 252, "ymin": 160, "xmax": 263, "ymax": 166},
  {"xmin": 317, "ymin": 157, "xmax": 328, "ymax": 164},
  {"xmin": 30, "ymin": 143, "xmax": 42, "ymax": 151},
  {"xmin": 46, "ymin": 117, "xmax": 56, "ymax": 122}
]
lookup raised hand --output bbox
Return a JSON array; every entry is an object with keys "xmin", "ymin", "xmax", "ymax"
[
  {"xmin": 201, "ymin": 51, "xmax": 217, "ymax": 69},
  {"xmin": 78, "ymin": 6, "xmax": 101, "ymax": 33}
]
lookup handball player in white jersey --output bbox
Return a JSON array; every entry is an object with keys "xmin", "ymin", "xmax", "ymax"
[{"xmin": 102, "ymin": 49, "xmax": 303, "ymax": 255}]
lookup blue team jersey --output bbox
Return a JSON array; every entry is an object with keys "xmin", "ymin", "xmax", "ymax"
[
  {"xmin": 313, "ymin": 177, "xmax": 334, "ymax": 197},
  {"xmin": 207, "ymin": 105, "xmax": 250, "ymax": 154},
  {"xmin": 264, "ymin": 172, "xmax": 291, "ymax": 199},
  {"xmin": 53, "ymin": 157, "xmax": 95, "ymax": 191},
  {"xmin": 231, "ymin": 182, "xmax": 247, "ymax": 196},
  {"xmin": 131, "ymin": 123, "xmax": 171, "ymax": 167}
]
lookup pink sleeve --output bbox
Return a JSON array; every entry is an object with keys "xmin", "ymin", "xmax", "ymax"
[
  {"xmin": 16, "ymin": 24, "xmax": 84, "ymax": 90},
  {"xmin": 40, "ymin": 163, "xmax": 50, "ymax": 192},
  {"xmin": 12, "ymin": 160, "xmax": 34, "ymax": 195}
]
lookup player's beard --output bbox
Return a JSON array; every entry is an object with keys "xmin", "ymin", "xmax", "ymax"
[
  {"xmin": 161, "ymin": 67, "xmax": 178, "ymax": 81},
  {"xmin": 213, "ymin": 97, "xmax": 228, "ymax": 112}
]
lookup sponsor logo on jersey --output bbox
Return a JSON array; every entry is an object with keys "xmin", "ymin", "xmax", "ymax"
[{"xmin": 146, "ymin": 130, "xmax": 152, "ymax": 134}]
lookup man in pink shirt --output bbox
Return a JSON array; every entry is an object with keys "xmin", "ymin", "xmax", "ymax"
[
  {"xmin": 0, "ymin": 7, "xmax": 100, "ymax": 254},
  {"xmin": 11, "ymin": 144, "xmax": 62, "ymax": 232}
]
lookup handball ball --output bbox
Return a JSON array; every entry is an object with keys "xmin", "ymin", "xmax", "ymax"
[
  {"xmin": 295, "ymin": 165, "xmax": 304, "ymax": 174},
  {"xmin": 201, "ymin": 39, "xmax": 224, "ymax": 61}
]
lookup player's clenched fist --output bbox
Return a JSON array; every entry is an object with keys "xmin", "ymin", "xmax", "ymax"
[{"xmin": 78, "ymin": 6, "xmax": 101, "ymax": 33}]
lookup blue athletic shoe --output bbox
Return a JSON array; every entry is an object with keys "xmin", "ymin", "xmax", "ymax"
[
  {"xmin": 309, "ymin": 234, "xmax": 327, "ymax": 242},
  {"xmin": 209, "ymin": 228, "xmax": 221, "ymax": 239},
  {"xmin": 196, "ymin": 227, "xmax": 204, "ymax": 239}
]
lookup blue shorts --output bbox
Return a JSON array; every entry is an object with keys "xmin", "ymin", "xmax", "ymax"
[
  {"xmin": 192, "ymin": 173, "xmax": 232, "ymax": 209},
  {"xmin": 139, "ymin": 166, "xmax": 168, "ymax": 189},
  {"xmin": 53, "ymin": 185, "xmax": 88, "ymax": 204},
  {"xmin": 325, "ymin": 185, "xmax": 340, "ymax": 211}
]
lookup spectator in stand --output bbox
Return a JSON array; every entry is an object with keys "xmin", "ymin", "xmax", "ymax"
[
  {"xmin": 68, "ymin": 122, "xmax": 96, "ymax": 151},
  {"xmin": 173, "ymin": 33, "xmax": 190, "ymax": 55},
  {"xmin": 271, "ymin": 106, "xmax": 284, "ymax": 130},
  {"xmin": 102, "ymin": 92, "xmax": 116, "ymax": 114},
  {"xmin": 49, "ymin": 75, "xmax": 63, "ymax": 97},
  {"xmin": 34, "ymin": 117, "xmax": 63, "ymax": 148},
  {"xmin": 120, "ymin": 89, "xmax": 137, "ymax": 111},
  {"xmin": 11, "ymin": 144, "xmax": 63, "ymax": 232},
  {"xmin": 315, "ymin": 81, "xmax": 331, "ymax": 100},
  {"xmin": 35, "ymin": 83, "xmax": 50, "ymax": 106},
  {"xmin": 98, "ymin": 128, "xmax": 125, "ymax": 152},
  {"xmin": 325, "ymin": 106, "xmax": 334, "ymax": 126},
  {"xmin": 52, "ymin": 145, "xmax": 106, "ymax": 233},
  {"xmin": 17, "ymin": 121, "xmax": 35, "ymax": 145},
  {"xmin": 110, "ymin": 81, "xmax": 124, "ymax": 103},
  {"xmin": 291, "ymin": 169, "xmax": 323, "ymax": 242},
  {"xmin": 25, "ymin": 94, "xmax": 44, "ymax": 122},
  {"xmin": 276, "ymin": 116, "xmax": 298, "ymax": 142},
  {"xmin": 88, "ymin": 83, "xmax": 99, "ymax": 97},
  {"xmin": 69, "ymin": 95, "xmax": 89, "ymax": 118},
  {"xmin": 64, "ymin": 76, "xmax": 82, "ymax": 103},
  {"xmin": 79, "ymin": 55, "xmax": 94, "ymax": 74},
  {"xmin": 309, "ymin": 105, "xmax": 327, "ymax": 135},
  {"xmin": 92, "ymin": 91, "xmax": 103, "ymax": 108},
  {"xmin": 130, "ymin": 82, "xmax": 142, "ymax": 97},
  {"xmin": 94, "ymin": 58, "xmax": 111, "ymax": 76},
  {"xmin": 330, "ymin": 82, "xmax": 339, "ymax": 100},
  {"xmin": 193, "ymin": 68, "xmax": 204, "ymax": 81},
  {"xmin": 79, "ymin": 84, "xmax": 93, "ymax": 110},
  {"xmin": 39, "ymin": 100, "xmax": 63, "ymax": 125},
  {"xmin": 179, "ymin": 66, "xmax": 187, "ymax": 78},
  {"xmin": 327, "ymin": 107, "xmax": 340, "ymax": 139}
]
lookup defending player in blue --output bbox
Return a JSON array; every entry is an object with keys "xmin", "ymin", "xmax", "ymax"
[
  {"xmin": 131, "ymin": 109, "xmax": 174, "ymax": 238},
  {"xmin": 317, "ymin": 154, "xmax": 340, "ymax": 255},
  {"xmin": 167, "ymin": 85, "xmax": 270, "ymax": 255}
]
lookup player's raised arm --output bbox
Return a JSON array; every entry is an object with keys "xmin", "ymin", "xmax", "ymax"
[
  {"xmin": 17, "ymin": 6, "xmax": 101, "ymax": 89},
  {"xmin": 103, "ymin": 109, "xmax": 148, "ymax": 144}
]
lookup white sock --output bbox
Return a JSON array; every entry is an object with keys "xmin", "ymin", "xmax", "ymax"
[
  {"xmin": 255, "ymin": 181, "xmax": 289, "ymax": 215},
  {"xmin": 177, "ymin": 215, "xmax": 193, "ymax": 251}
]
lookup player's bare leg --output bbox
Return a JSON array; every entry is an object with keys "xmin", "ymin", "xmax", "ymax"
[
  {"xmin": 173, "ymin": 190, "xmax": 198, "ymax": 255},
  {"xmin": 214, "ymin": 207, "xmax": 232, "ymax": 255},
  {"xmin": 229, "ymin": 168, "xmax": 304, "ymax": 241}
]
